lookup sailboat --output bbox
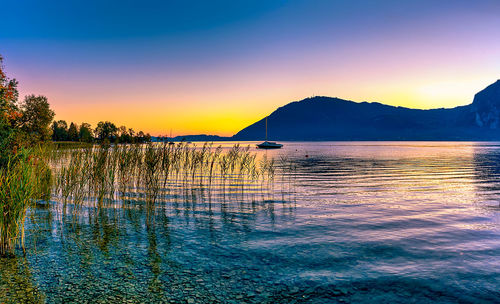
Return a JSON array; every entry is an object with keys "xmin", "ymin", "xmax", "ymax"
[
  {"xmin": 167, "ymin": 129, "xmax": 175, "ymax": 145},
  {"xmin": 257, "ymin": 116, "xmax": 283, "ymax": 149}
]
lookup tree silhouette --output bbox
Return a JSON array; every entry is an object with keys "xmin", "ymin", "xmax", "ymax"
[
  {"xmin": 19, "ymin": 95, "xmax": 55, "ymax": 142},
  {"xmin": 52, "ymin": 120, "xmax": 68, "ymax": 141},
  {"xmin": 79, "ymin": 122, "xmax": 93, "ymax": 143},
  {"xmin": 68, "ymin": 122, "xmax": 79, "ymax": 141},
  {"xmin": 95, "ymin": 121, "xmax": 118, "ymax": 142}
]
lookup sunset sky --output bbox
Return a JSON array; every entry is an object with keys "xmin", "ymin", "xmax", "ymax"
[{"xmin": 1, "ymin": 0, "xmax": 499, "ymax": 136}]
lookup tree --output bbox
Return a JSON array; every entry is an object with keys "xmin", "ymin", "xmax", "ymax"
[
  {"xmin": 0, "ymin": 56, "xmax": 19, "ymax": 123},
  {"xmin": 19, "ymin": 95, "xmax": 55, "ymax": 142},
  {"xmin": 52, "ymin": 120, "xmax": 68, "ymax": 141},
  {"xmin": 128, "ymin": 128, "xmax": 136, "ymax": 143},
  {"xmin": 144, "ymin": 133, "xmax": 152, "ymax": 143},
  {"xmin": 79, "ymin": 123, "xmax": 93, "ymax": 143},
  {"xmin": 95, "ymin": 121, "xmax": 118, "ymax": 142},
  {"xmin": 68, "ymin": 122, "xmax": 79, "ymax": 141},
  {"xmin": 118, "ymin": 125, "xmax": 130, "ymax": 143},
  {"xmin": 0, "ymin": 56, "xmax": 22, "ymax": 166},
  {"xmin": 137, "ymin": 131, "xmax": 145, "ymax": 143}
]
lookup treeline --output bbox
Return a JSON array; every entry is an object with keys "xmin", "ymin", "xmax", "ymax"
[
  {"xmin": 2, "ymin": 52, "xmax": 153, "ymax": 166},
  {"xmin": 1, "ymin": 55, "xmax": 55, "ymax": 165},
  {"xmin": 52, "ymin": 120, "xmax": 152, "ymax": 143},
  {"xmin": 1, "ymin": 54, "xmax": 153, "ymax": 255}
]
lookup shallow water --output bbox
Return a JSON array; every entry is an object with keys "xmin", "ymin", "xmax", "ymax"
[{"xmin": 1, "ymin": 142, "xmax": 500, "ymax": 303}]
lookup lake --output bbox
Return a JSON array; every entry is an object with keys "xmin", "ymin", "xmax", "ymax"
[{"xmin": 1, "ymin": 142, "xmax": 499, "ymax": 303}]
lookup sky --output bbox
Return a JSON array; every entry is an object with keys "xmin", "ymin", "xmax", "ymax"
[{"xmin": 1, "ymin": 0, "xmax": 499, "ymax": 136}]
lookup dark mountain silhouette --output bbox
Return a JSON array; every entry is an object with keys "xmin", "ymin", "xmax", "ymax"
[
  {"xmin": 171, "ymin": 134, "xmax": 231, "ymax": 142},
  {"xmin": 232, "ymin": 80, "xmax": 500, "ymax": 141},
  {"xmin": 152, "ymin": 134, "xmax": 231, "ymax": 142}
]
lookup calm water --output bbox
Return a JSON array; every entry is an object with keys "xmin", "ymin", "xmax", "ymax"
[{"xmin": 1, "ymin": 142, "xmax": 499, "ymax": 303}]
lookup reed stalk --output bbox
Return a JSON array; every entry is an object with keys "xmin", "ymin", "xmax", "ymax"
[
  {"xmin": 0, "ymin": 149, "xmax": 51, "ymax": 255},
  {"xmin": 50, "ymin": 142, "xmax": 279, "ymax": 208}
]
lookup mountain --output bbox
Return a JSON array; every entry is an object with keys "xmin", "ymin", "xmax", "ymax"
[
  {"xmin": 171, "ymin": 134, "xmax": 231, "ymax": 142},
  {"xmin": 232, "ymin": 80, "xmax": 500, "ymax": 141}
]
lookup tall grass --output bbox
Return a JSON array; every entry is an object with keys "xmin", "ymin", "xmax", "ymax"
[
  {"xmin": 51, "ymin": 142, "xmax": 277, "ymax": 207},
  {"xmin": 0, "ymin": 142, "xmax": 282, "ymax": 256},
  {"xmin": 0, "ymin": 149, "xmax": 51, "ymax": 255}
]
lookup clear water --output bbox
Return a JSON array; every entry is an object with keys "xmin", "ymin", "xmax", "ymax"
[{"xmin": 1, "ymin": 142, "xmax": 499, "ymax": 303}]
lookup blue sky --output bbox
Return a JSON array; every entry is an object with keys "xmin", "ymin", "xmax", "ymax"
[{"xmin": 1, "ymin": 0, "xmax": 499, "ymax": 135}]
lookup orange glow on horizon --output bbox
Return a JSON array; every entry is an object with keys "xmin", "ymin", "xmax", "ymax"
[{"xmin": 42, "ymin": 74, "xmax": 498, "ymax": 137}]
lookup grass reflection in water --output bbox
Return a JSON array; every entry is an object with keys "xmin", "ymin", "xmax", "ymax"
[{"xmin": 2, "ymin": 142, "xmax": 297, "ymax": 303}]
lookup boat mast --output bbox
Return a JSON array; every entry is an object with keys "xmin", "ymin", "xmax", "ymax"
[{"xmin": 266, "ymin": 116, "xmax": 268, "ymax": 141}]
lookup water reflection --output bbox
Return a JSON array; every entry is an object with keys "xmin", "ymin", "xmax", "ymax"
[
  {"xmin": 0, "ymin": 142, "xmax": 499, "ymax": 303},
  {"xmin": 473, "ymin": 145, "xmax": 500, "ymax": 211}
]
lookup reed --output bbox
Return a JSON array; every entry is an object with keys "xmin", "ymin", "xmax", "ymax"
[
  {"xmin": 143, "ymin": 143, "xmax": 162, "ymax": 202},
  {"xmin": 0, "ymin": 140, "xmax": 284, "ymax": 256},
  {"xmin": 117, "ymin": 144, "xmax": 136, "ymax": 193},
  {"xmin": 0, "ymin": 149, "xmax": 52, "ymax": 255},
  {"xmin": 51, "ymin": 142, "xmax": 278, "ymax": 208}
]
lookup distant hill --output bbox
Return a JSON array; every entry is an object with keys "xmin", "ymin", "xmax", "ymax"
[
  {"xmin": 232, "ymin": 80, "xmax": 500, "ymax": 141},
  {"xmin": 169, "ymin": 134, "xmax": 231, "ymax": 142}
]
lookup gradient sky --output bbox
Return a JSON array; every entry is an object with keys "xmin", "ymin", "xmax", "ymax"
[{"xmin": 1, "ymin": 0, "xmax": 499, "ymax": 136}]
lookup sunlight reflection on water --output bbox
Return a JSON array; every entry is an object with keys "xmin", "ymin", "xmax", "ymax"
[{"xmin": 1, "ymin": 142, "xmax": 499, "ymax": 303}]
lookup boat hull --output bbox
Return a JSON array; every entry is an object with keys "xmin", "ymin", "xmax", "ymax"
[{"xmin": 257, "ymin": 141, "xmax": 283, "ymax": 149}]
